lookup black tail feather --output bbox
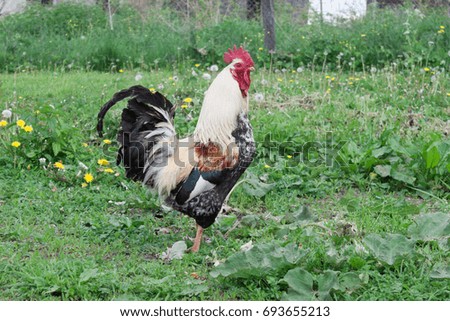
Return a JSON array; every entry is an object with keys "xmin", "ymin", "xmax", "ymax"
[
  {"xmin": 97, "ymin": 85, "xmax": 175, "ymax": 137},
  {"xmin": 97, "ymin": 85, "xmax": 176, "ymax": 182}
]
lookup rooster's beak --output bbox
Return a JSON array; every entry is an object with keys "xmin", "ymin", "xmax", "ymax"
[{"xmin": 250, "ymin": 67, "xmax": 255, "ymax": 71}]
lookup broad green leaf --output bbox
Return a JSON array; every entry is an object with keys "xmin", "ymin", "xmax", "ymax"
[
  {"xmin": 241, "ymin": 214, "xmax": 262, "ymax": 228},
  {"xmin": 52, "ymin": 142, "xmax": 61, "ymax": 156},
  {"xmin": 317, "ymin": 270, "xmax": 339, "ymax": 300},
  {"xmin": 79, "ymin": 268, "xmax": 99, "ymax": 282},
  {"xmin": 210, "ymin": 242, "xmax": 305, "ymax": 279},
  {"xmin": 281, "ymin": 268, "xmax": 315, "ymax": 301},
  {"xmin": 26, "ymin": 151, "xmax": 36, "ymax": 158},
  {"xmin": 430, "ymin": 264, "xmax": 450, "ymax": 279},
  {"xmin": 390, "ymin": 166, "xmax": 416, "ymax": 185},
  {"xmin": 424, "ymin": 145, "xmax": 441, "ymax": 169},
  {"xmin": 374, "ymin": 165, "xmax": 391, "ymax": 177},
  {"xmin": 180, "ymin": 283, "xmax": 209, "ymax": 296},
  {"xmin": 408, "ymin": 213, "xmax": 450, "ymax": 242},
  {"xmin": 282, "ymin": 206, "xmax": 313, "ymax": 224},
  {"xmin": 339, "ymin": 272, "xmax": 363, "ymax": 291},
  {"xmin": 388, "ymin": 137, "xmax": 410, "ymax": 156},
  {"xmin": 167, "ymin": 241, "xmax": 187, "ymax": 260},
  {"xmin": 242, "ymin": 173, "xmax": 275, "ymax": 197},
  {"xmin": 372, "ymin": 146, "xmax": 391, "ymax": 158},
  {"xmin": 363, "ymin": 233, "xmax": 414, "ymax": 265}
]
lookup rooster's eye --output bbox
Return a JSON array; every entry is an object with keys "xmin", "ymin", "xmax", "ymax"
[{"xmin": 235, "ymin": 63, "xmax": 242, "ymax": 68}]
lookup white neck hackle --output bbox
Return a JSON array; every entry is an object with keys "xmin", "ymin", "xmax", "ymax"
[{"xmin": 193, "ymin": 60, "xmax": 248, "ymax": 149}]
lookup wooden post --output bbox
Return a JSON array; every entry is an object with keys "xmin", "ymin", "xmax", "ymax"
[{"xmin": 261, "ymin": 0, "xmax": 275, "ymax": 52}]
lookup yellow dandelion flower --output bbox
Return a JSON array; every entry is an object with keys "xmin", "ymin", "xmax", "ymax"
[
  {"xmin": 369, "ymin": 172, "xmax": 377, "ymax": 180},
  {"xmin": 35, "ymin": 110, "xmax": 40, "ymax": 115},
  {"xmin": 264, "ymin": 164, "xmax": 271, "ymax": 169},
  {"xmin": 81, "ymin": 182, "xmax": 88, "ymax": 188},
  {"xmin": 258, "ymin": 47, "xmax": 263, "ymax": 51},
  {"xmin": 361, "ymin": 34, "xmax": 366, "ymax": 37},
  {"xmin": 277, "ymin": 78, "xmax": 283, "ymax": 82},
  {"xmin": 104, "ymin": 168, "xmax": 115, "ymax": 174},
  {"xmin": 183, "ymin": 97, "xmax": 193, "ymax": 103},
  {"xmin": 287, "ymin": 155, "xmax": 293, "ymax": 159},
  {"xmin": 54, "ymin": 161, "xmax": 64, "ymax": 170},
  {"xmin": 348, "ymin": 82, "xmax": 354, "ymax": 85},
  {"xmin": 82, "ymin": 142, "xmax": 88, "ymax": 147},
  {"xmin": 325, "ymin": 75, "xmax": 331, "ymax": 79},
  {"xmin": 24, "ymin": 125, "xmax": 33, "ymax": 132},
  {"xmin": 438, "ymin": 29, "xmax": 445, "ymax": 34},
  {"xmin": 181, "ymin": 104, "xmax": 188, "ymax": 109},
  {"xmin": 447, "ymin": 93, "xmax": 450, "ymax": 97},
  {"xmin": 440, "ymin": 25, "xmax": 445, "ymax": 29},
  {"xmin": 103, "ymin": 139, "xmax": 112, "ymax": 145},
  {"xmin": 11, "ymin": 141, "xmax": 21, "ymax": 148},
  {"xmin": 0, "ymin": 120, "xmax": 8, "ymax": 127},
  {"xmin": 119, "ymin": 69, "xmax": 124, "ymax": 73},
  {"xmin": 149, "ymin": 87, "xmax": 156, "ymax": 93},
  {"xmin": 16, "ymin": 119, "xmax": 26, "ymax": 128},
  {"xmin": 97, "ymin": 159, "xmax": 110, "ymax": 166},
  {"xmin": 423, "ymin": 67, "xmax": 430, "ymax": 72},
  {"xmin": 331, "ymin": 77, "xmax": 335, "ymax": 81},
  {"xmin": 194, "ymin": 63, "xmax": 200, "ymax": 68},
  {"xmin": 84, "ymin": 173, "xmax": 94, "ymax": 183}
]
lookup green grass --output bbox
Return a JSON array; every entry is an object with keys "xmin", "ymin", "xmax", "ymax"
[
  {"xmin": 0, "ymin": 3, "xmax": 449, "ymax": 72},
  {"xmin": 0, "ymin": 66, "xmax": 448, "ymax": 300}
]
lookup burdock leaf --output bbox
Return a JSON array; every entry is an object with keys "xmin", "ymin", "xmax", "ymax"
[
  {"xmin": 408, "ymin": 212, "xmax": 450, "ymax": 241},
  {"xmin": 281, "ymin": 268, "xmax": 315, "ymax": 301},
  {"xmin": 363, "ymin": 233, "xmax": 414, "ymax": 265},
  {"xmin": 210, "ymin": 242, "xmax": 305, "ymax": 279}
]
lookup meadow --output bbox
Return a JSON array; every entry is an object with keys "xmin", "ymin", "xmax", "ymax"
[{"xmin": 0, "ymin": 2, "xmax": 449, "ymax": 300}]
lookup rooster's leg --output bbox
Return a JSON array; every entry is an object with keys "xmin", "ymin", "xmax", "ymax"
[{"xmin": 191, "ymin": 224, "xmax": 204, "ymax": 253}]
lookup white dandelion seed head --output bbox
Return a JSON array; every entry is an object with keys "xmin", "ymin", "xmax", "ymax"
[
  {"xmin": 2, "ymin": 109, "xmax": 12, "ymax": 118},
  {"xmin": 134, "ymin": 73, "xmax": 143, "ymax": 81},
  {"xmin": 254, "ymin": 93, "xmax": 265, "ymax": 103},
  {"xmin": 261, "ymin": 79, "xmax": 269, "ymax": 86},
  {"xmin": 202, "ymin": 73, "xmax": 211, "ymax": 81},
  {"xmin": 191, "ymin": 69, "xmax": 198, "ymax": 77},
  {"xmin": 39, "ymin": 158, "xmax": 46, "ymax": 165},
  {"xmin": 172, "ymin": 75, "xmax": 179, "ymax": 82},
  {"xmin": 296, "ymin": 67, "xmax": 304, "ymax": 73},
  {"xmin": 78, "ymin": 161, "xmax": 88, "ymax": 170},
  {"xmin": 157, "ymin": 83, "xmax": 164, "ymax": 90},
  {"xmin": 208, "ymin": 64, "xmax": 219, "ymax": 72}
]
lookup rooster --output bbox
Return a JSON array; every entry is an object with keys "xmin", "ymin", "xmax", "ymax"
[{"xmin": 97, "ymin": 46, "xmax": 255, "ymax": 252}]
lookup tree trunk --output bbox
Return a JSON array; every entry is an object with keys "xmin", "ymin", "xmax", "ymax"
[
  {"xmin": 261, "ymin": 0, "xmax": 275, "ymax": 52},
  {"xmin": 97, "ymin": 0, "xmax": 109, "ymax": 11},
  {"xmin": 247, "ymin": 0, "xmax": 261, "ymax": 20}
]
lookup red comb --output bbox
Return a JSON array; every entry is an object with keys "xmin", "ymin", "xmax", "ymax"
[{"xmin": 223, "ymin": 45, "xmax": 254, "ymax": 66}]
